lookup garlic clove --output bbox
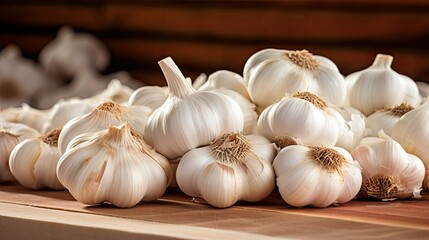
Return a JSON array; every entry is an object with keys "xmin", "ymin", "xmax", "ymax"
[
  {"xmin": 211, "ymin": 89, "xmax": 258, "ymax": 135},
  {"xmin": 198, "ymin": 162, "xmax": 241, "ymax": 208},
  {"xmin": 175, "ymin": 147, "xmax": 213, "ymax": 197},
  {"xmin": 9, "ymin": 127, "xmax": 63, "ymax": 189}
]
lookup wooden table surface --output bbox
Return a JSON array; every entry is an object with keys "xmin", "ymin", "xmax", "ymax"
[{"xmin": 0, "ymin": 185, "xmax": 428, "ymax": 239}]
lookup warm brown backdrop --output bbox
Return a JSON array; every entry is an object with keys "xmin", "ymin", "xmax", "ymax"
[{"xmin": 0, "ymin": 0, "xmax": 428, "ymax": 85}]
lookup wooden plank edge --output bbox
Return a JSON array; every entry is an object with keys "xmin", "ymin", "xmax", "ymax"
[{"xmin": 0, "ymin": 202, "xmax": 285, "ymax": 240}]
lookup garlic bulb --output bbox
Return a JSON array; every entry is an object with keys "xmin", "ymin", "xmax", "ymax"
[
  {"xmin": 198, "ymin": 70, "xmax": 250, "ymax": 100},
  {"xmin": 58, "ymin": 101, "xmax": 151, "ymax": 153},
  {"xmin": 39, "ymin": 26, "xmax": 109, "ymax": 79},
  {"xmin": 351, "ymin": 135, "xmax": 425, "ymax": 200},
  {"xmin": 144, "ymin": 57, "xmax": 243, "ymax": 160},
  {"xmin": 257, "ymin": 92, "xmax": 343, "ymax": 147},
  {"xmin": 128, "ymin": 86, "xmax": 169, "ymax": 111},
  {"xmin": 0, "ymin": 44, "xmax": 48, "ymax": 108},
  {"xmin": 391, "ymin": 100, "xmax": 429, "ymax": 189},
  {"xmin": 346, "ymin": 54, "xmax": 421, "ymax": 116},
  {"xmin": 9, "ymin": 128, "xmax": 63, "ymax": 189},
  {"xmin": 273, "ymin": 145, "xmax": 362, "ymax": 207},
  {"xmin": 57, "ymin": 123, "xmax": 172, "ymax": 208},
  {"xmin": 211, "ymin": 89, "xmax": 258, "ymax": 134},
  {"xmin": 247, "ymin": 49, "xmax": 346, "ymax": 110},
  {"xmin": 41, "ymin": 98, "xmax": 98, "ymax": 134},
  {"xmin": 176, "ymin": 132, "xmax": 276, "ymax": 208},
  {"xmin": 0, "ymin": 103, "xmax": 49, "ymax": 133},
  {"xmin": 191, "ymin": 73, "xmax": 208, "ymax": 89},
  {"xmin": 365, "ymin": 103, "xmax": 414, "ymax": 137},
  {"xmin": 0, "ymin": 122, "xmax": 40, "ymax": 182}
]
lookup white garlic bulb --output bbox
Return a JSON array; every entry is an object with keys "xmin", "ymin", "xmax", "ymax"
[
  {"xmin": 144, "ymin": 57, "xmax": 244, "ymax": 160},
  {"xmin": 198, "ymin": 70, "xmax": 250, "ymax": 100},
  {"xmin": 346, "ymin": 54, "xmax": 421, "ymax": 116},
  {"xmin": 58, "ymin": 101, "xmax": 151, "ymax": 154},
  {"xmin": 176, "ymin": 132, "xmax": 276, "ymax": 208},
  {"xmin": 365, "ymin": 103, "xmax": 414, "ymax": 137},
  {"xmin": 273, "ymin": 145, "xmax": 362, "ymax": 207},
  {"xmin": 9, "ymin": 128, "xmax": 63, "ymax": 189},
  {"xmin": 39, "ymin": 26, "xmax": 110, "ymax": 79},
  {"xmin": 128, "ymin": 85, "xmax": 169, "ymax": 111},
  {"xmin": 41, "ymin": 98, "xmax": 98, "ymax": 134},
  {"xmin": 390, "ymin": 101, "xmax": 429, "ymax": 189},
  {"xmin": 351, "ymin": 136, "xmax": 425, "ymax": 200},
  {"xmin": 0, "ymin": 122, "xmax": 40, "ymax": 182},
  {"xmin": 247, "ymin": 49, "xmax": 346, "ymax": 110},
  {"xmin": 57, "ymin": 123, "xmax": 172, "ymax": 208},
  {"xmin": 257, "ymin": 92, "xmax": 343, "ymax": 147}
]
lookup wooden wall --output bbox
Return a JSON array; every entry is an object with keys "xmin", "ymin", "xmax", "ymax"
[{"xmin": 0, "ymin": 0, "xmax": 428, "ymax": 86}]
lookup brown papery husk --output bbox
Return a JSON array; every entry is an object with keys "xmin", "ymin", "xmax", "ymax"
[{"xmin": 358, "ymin": 175, "xmax": 401, "ymax": 201}]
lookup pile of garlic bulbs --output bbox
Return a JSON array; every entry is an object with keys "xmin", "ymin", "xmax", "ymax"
[{"xmin": 1, "ymin": 47, "xmax": 428, "ymax": 209}]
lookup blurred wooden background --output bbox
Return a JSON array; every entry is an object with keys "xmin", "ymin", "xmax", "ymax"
[{"xmin": 0, "ymin": 0, "xmax": 428, "ymax": 86}]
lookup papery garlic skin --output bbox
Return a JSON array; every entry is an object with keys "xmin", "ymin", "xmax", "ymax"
[
  {"xmin": 128, "ymin": 86, "xmax": 169, "ymax": 111},
  {"xmin": 391, "ymin": 101, "xmax": 429, "ymax": 189},
  {"xmin": 176, "ymin": 133, "xmax": 276, "ymax": 208},
  {"xmin": 351, "ymin": 136, "xmax": 425, "ymax": 200},
  {"xmin": 57, "ymin": 123, "xmax": 172, "ymax": 208},
  {"xmin": 247, "ymin": 49, "xmax": 346, "ymax": 110},
  {"xmin": 346, "ymin": 54, "xmax": 421, "ymax": 116},
  {"xmin": 144, "ymin": 57, "xmax": 244, "ymax": 160},
  {"xmin": 58, "ymin": 101, "xmax": 151, "ymax": 154},
  {"xmin": 198, "ymin": 70, "xmax": 250, "ymax": 100},
  {"xmin": 416, "ymin": 81, "xmax": 429, "ymax": 99},
  {"xmin": 9, "ymin": 128, "xmax": 63, "ymax": 189},
  {"xmin": 257, "ymin": 92, "xmax": 343, "ymax": 147},
  {"xmin": 273, "ymin": 145, "xmax": 362, "ymax": 207},
  {"xmin": 365, "ymin": 103, "xmax": 414, "ymax": 137},
  {"xmin": 0, "ymin": 122, "xmax": 40, "ymax": 182}
]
